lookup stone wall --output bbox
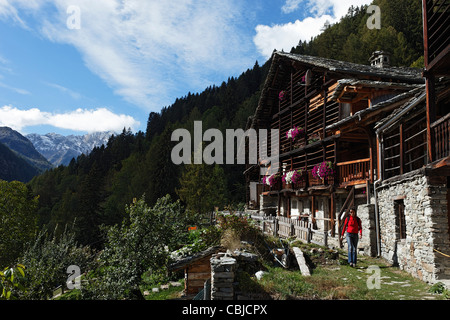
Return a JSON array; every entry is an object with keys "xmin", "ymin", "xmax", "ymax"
[
  {"xmin": 210, "ymin": 250, "xmax": 262, "ymax": 300},
  {"xmin": 356, "ymin": 203, "xmax": 377, "ymax": 257},
  {"xmin": 377, "ymin": 172, "xmax": 450, "ymax": 283},
  {"xmin": 259, "ymin": 194, "xmax": 277, "ymax": 216},
  {"xmin": 210, "ymin": 253, "xmax": 236, "ymax": 300}
]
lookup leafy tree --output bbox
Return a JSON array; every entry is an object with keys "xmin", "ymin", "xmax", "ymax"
[
  {"xmin": 0, "ymin": 264, "xmax": 26, "ymax": 300},
  {"xmin": 81, "ymin": 195, "xmax": 188, "ymax": 300},
  {"xmin": 0, "ymin": 180, "xmax": 38, "ymax": 266},
  {"xmin": 18, "ymin": 225, "xmax": 96, "ymax": 300}
]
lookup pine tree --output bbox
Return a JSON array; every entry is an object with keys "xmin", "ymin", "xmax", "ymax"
[{"xmin": 176, "ymin": 163, "xmax": 228, "ymax": 217}]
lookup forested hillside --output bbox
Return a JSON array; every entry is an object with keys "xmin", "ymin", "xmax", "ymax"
[
  {"xmin": 0, "ymin": 142, "xmax": 42, "ymax": 182},
  {"xmin": 29, "ymin": 60, "xmax": 268, "ymax": 247},
  {"xmin": 292, "ymin": 0, "xmax": 424, "ymax": 68},
  {"xmin": 27, "ymin": 0, "xmax": 424, "ymax": 249}
]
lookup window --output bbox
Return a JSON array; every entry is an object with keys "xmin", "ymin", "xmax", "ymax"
[
  {"xmin": 291, "ymin": 199, "xmax": 298, "ymax": 210},
  {"xmin": 394, "ymin": 199, "xmax": 406, "ymax": 240}
]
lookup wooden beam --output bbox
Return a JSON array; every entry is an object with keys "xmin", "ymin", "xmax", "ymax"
[
  {"xmin": 338, "ymin": 93, "xmax": 370, "ymax": 104},
  {"xmin": 323, "ymin": 88, "xmax": 327, "ymax": 139},
  {"xmin": 426, "ymin": 73, "xmax": 436, "ymax": 163},
  {"xmin": 400, "ymin": 124, "xmax": 404, "ymax": 175},
  {"xmin": 330, "ymin": 192, "xmax": 336, "ymax": 237},
  {"xmin": 339, "ymin": 133, "xmax": 369, "ymax": 141},
  {"xmin": 336, "ymin": 158, "xmax": 371, "ymax": 166},
  {"xmin": 311, "ymin": 195, "xmax": 316, "ymax": 225}
]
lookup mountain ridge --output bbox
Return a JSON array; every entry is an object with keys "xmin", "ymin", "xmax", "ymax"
[
  {"xmin": 26, "ymin": 131, "xmax": 116, "ymax": 166},
  {"xmin": 0, "ymin": 126, "xmax": 53, "ymax": 173}
]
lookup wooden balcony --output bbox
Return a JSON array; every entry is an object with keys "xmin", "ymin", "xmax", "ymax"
[
  {"xmin": 258, "ymin": 159, "xmax": 372, "ymax": 198},
  {"xmin": 336, "ymin": 158, "xmax": 372, "ymax": 187},
  {"xmin": 431, "ymin": 113, "xmax": 450, "ymax": 161},
  {"xmin": 281, "ymin": 172, "xmax": 308, "ymax": 191},
  {"xmin": 423, "ymin": 0, "xmax": 450, "ymax": 72},
  {"xmin": 307, "ymin": 170, "xmax": 335, "ymax": 187}
]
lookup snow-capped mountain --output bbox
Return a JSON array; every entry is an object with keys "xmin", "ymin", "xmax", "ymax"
[{"xmin": 27, "ymin": 131, "xmax": 116, "ymax": 166}]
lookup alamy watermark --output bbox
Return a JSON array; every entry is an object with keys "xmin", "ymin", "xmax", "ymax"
[
  {"xmin": 171, "ymin": 121, "xmax": 279, "ymax": 175},
  {"xmin": 67, "ymin": 265, "xmax": 81, "ymax": 290},
  {"xmin": 366, "ymin": 265, "xmax": 381, "ymax": 289},
  {"xmin": 66, "ymin": 5, "xmax": 81, "ymax": 30},
  {"xmin": 367, "ymin": 5, "xmax": 381, "ymax": 30}
]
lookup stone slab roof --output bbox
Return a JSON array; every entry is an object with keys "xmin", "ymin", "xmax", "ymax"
[{"xmin": 275, "ymin": 52, "xmax": 424, "ymax": 83}]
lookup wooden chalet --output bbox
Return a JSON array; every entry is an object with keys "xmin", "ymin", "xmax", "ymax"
[
  {"xmin": 244, "ymin": 0, "xmax": 449, "ymax": 285},
  {"xmin": 245, "ymin": 50, "xmax": 423, "ymax": 242}
]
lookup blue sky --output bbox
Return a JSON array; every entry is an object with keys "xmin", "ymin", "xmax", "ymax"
[{"xmin": 0, "ymin": 0, "xmax": 372, "ymax": 136}]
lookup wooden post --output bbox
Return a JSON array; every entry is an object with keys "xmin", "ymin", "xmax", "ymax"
[
  {"xmin": 399, "ymin": 124, "xmax": 404, "ymax": 174},
  {"xmin": 290, "ymin": 220, "xmax": 295, "ymax": 237},
  {"xmin": 334, "ymin": 139, "xmax": 338, "ymax": 182},
  {"xmin": 422, "ymin": 0, "xmax": 429, "ymax": 67},
  {"xmin": 305, "ymin": 101, "xmax": 309, "ymax": 143},
  {"xmin": 277, "ymin": 193, "xmax": 281, "ymax": 217},
  {"xmin": 307, "ymin": 224, "xmax": 311, "ymax": 243},
  {"xmin": 330, "ymin": 192, "xmax": 336, "ymax": 237},
  {"xmin": 376, "ymin": 138, "xmax": 381, "ymax": 181},
  {"xmin": 366, "ymin": 180, "xmax": 370, "ymax": 205},
  {"xmin": 290, "ymin": 72, "xmax": 293, "ymax": 110},
  {"xmin": 323, "ymin": 88, "xmax": 327, "ymax": 139},
  {"xmin": 262, "ymin": 218, "xmax": 265, "ymax": 234},
  {"xmin": 426, "ymin": 73, "xmax": 436, "ymax": 163},
  {"xmin": 274, "ymin": 218, "xmax": 278, "ymax": 237}
]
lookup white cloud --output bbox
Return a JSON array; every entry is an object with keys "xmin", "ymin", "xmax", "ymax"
[
  {"xmin": 254, "ymin": 15, "xmax": 334, "ymax": 59},
  {"xmin": 255, "ymin": 0, "xmax": 373, "ymax": 59},
  {"xmin": 0, "ymin": 105, "xmax": 140, "ymax": 133},
  {"xmin": 0, "ymin": 0, "xmax": 253, "ymax": 112}
]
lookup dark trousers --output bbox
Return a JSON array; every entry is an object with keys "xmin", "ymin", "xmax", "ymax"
[{"xmin": 346, "ymin": 232, "xmax": 359, "ymax": 265}]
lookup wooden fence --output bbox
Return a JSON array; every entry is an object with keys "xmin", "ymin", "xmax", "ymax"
[
  {"xmin": 220, "ymin": 211, "xmax": 329, "ymax": 247},
  {"xmin": 432, "ymin": 113, "xmax": 450, "ymax": 161}
]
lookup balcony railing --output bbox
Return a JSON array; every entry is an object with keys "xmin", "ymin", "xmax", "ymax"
[
  {"xmin": 424, "ymin": 0, "xmax": 450, "ymax": 68},
  {"xmin": 257, "ymin": 158, "xmax": 372, "ymax": 199},
  {"xmin": 431, "ymin": 113, "xmax": 450, "ymax": 161},
  {"xmin": 308, "ymin": 170, "xmax": 335, "ymax": 187},
  {"xmin": 336, "ymin": 158, "xmax": 371, "ymax": 186}
]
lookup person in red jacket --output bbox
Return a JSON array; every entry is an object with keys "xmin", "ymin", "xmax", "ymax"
[{"xmin": 339, "ymin": 207, "xmax": 362, "ymax": 267}]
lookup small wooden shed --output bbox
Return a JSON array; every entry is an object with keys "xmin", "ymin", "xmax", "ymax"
[{"xmin": 169, "ymin": 246, "xmax": 222, "ymax": 297}]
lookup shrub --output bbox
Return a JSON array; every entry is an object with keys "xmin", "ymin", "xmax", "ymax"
[
  {"xmin": 81, "ymin": 195, "xmax": 189, "ymax": 300},
  {"xmin": 18, "ymin": 225, "xmax": 96, "ymax": 300}
]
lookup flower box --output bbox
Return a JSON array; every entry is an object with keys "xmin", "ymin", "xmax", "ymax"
[
  {"xmin": 282, "ymin": 169, "xmax": 307, "ymax": 190},
  {"xmin": 286, "ymin": 126, "xmax": 305, "ymax": 141},
  {"xmin": 263, "ymin": 173, "xmax": 281, "ymax": 191},
  {"xmin": 310, "ymin": 161, "xmax": 335, "ymax": 186},
  {"xmin": 282, "ymin": 182, "xmax": 292, "ymax": 190}
]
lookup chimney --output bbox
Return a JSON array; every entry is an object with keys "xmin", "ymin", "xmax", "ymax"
[{"xmin": 369, "ymin": 51, "xmax": 391, "ymax": 68}]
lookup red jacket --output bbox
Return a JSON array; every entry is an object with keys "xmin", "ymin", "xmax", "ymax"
[{"xmin": 342, "ymin": 216, "xmax": 362, "ymax": 236}]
